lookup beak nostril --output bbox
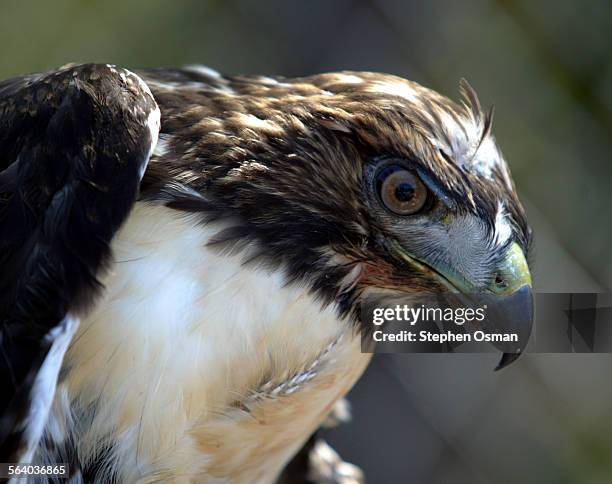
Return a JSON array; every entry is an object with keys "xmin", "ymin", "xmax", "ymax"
[{"xmin": 494, "ymin": 273, "xmax": 507, "ymax": 288}]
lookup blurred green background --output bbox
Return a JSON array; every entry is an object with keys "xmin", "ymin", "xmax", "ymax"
[{"xmin": 1, "ymin": 1, "xmax": 611, "ymax": 482}]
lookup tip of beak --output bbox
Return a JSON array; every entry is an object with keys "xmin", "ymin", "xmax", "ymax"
[{"xmin": 495, "ymin": 351, "xmax": 522, "ymax": 371}]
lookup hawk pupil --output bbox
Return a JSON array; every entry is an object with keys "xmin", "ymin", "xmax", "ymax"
[
  {"xmin": 395, "ymin": 182, "xmax": 414, "ymax": 202},
  {"xmin": 373, "ymin": 162, "xmax": 428, "ymax": 215}
]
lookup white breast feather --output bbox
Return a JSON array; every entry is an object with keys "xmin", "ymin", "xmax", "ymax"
[{"xmin": 47, "ymin": 203, "xmax": 369, "ymax": 483}]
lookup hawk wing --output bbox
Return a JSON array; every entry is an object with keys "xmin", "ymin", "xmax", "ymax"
[{"xmin": 0, "ymin": 64, "xmax": 160, "ymax": 463}]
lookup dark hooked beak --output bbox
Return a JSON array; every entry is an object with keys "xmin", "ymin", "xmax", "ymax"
[
  {"xmin": 487, "ymin": 243, "xmax": 534, "ymax": 370},
  {"xmin": 482, "ymin": 284, "xmax": 535, "ymax": 370},
  {"xmin": 390, "ymin": 241, "xmax": 534, "ymax": 370},
  {"xmin": 496, "ymin": 352, "xmax": 521, "ymax": 371}
]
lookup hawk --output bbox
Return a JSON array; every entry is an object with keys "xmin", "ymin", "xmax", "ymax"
[{"xmin": 0, "ymin": 64, "xmax": 533, "ymax": 482}]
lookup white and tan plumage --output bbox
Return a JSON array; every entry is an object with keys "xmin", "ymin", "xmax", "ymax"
[
  {"xmin": 57, "ymin": 204, "xmax": 369, "ymax": 482},
  {"xmin": 0, "ymin": 63, "xmax": 533, "ymax": 483}
]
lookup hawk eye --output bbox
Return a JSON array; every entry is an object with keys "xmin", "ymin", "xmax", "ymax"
[{"xmin": 375, "ymin": 165, "xmax": 428, "ymax": 215}]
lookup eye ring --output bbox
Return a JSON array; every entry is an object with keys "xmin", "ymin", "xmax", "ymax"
[{"xmin": 375, "ymin": 165, "xmax": 428, "ymax": 215}]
